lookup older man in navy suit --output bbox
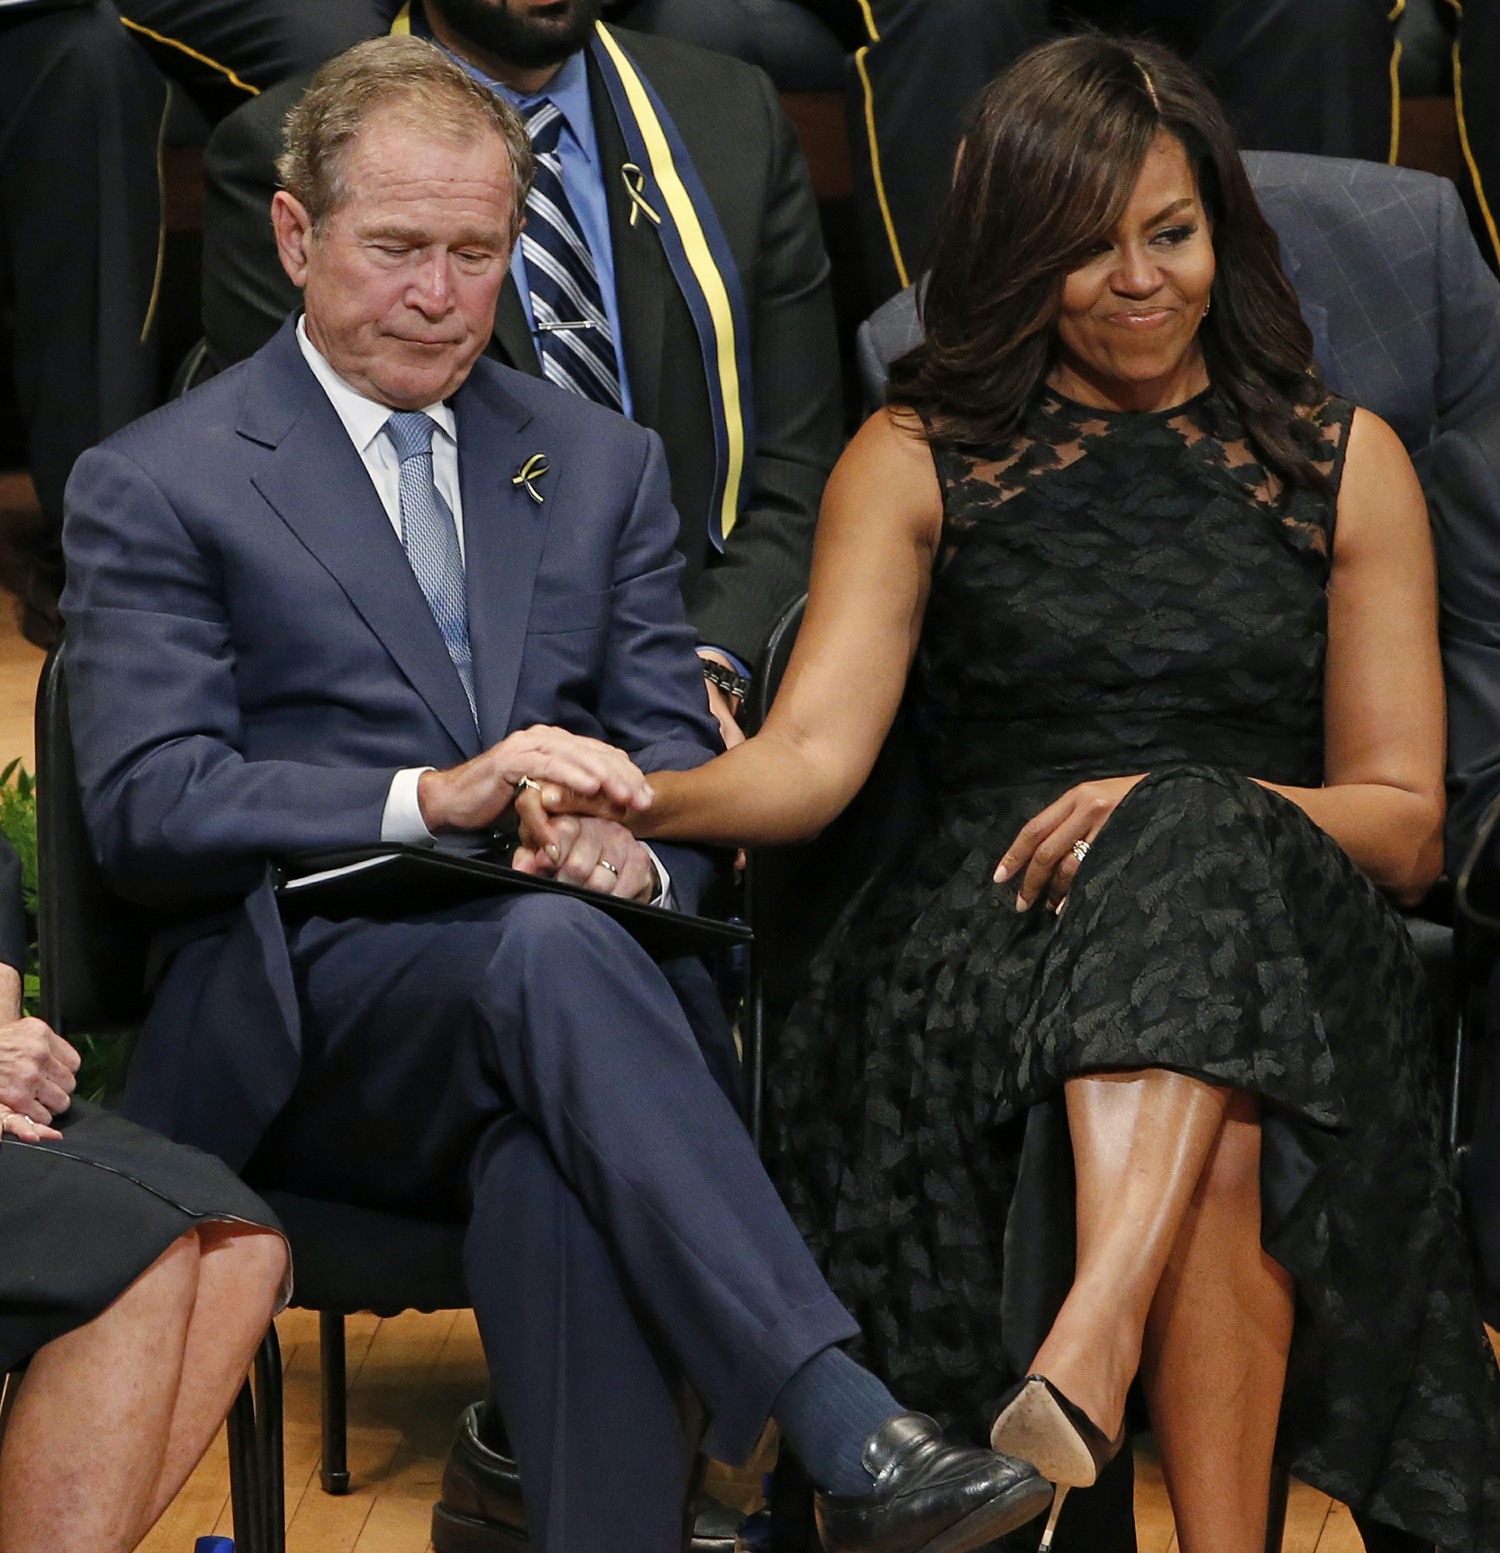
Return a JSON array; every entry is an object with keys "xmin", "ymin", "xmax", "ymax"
[{"xmin": 60, "ymin": 35, "xmax": 1050, "ymax": 1553}]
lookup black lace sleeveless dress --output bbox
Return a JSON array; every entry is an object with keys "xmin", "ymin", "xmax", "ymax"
[{"xmin": 766, "ymin": 387, "xmax": 1500, "ymax": 1547}]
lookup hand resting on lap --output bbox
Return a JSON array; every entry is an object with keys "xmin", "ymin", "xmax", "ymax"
[
  {"xmin": 512, "ymin": 801, "xmax": 659, "ymax": 902},
  {"xmin": 0, "ymin": 962, "xmax": 77, "ymax": 1141},
  {"xmin": 995, "ymin": 775, "xmax": 1147, "ymax": 912}
]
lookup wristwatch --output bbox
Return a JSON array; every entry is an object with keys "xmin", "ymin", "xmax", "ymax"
[{"xmin": 701, "ymin": 659, "xmax": 751, "ymax": 705}]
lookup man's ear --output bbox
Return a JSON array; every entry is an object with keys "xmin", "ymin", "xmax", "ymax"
[{"xmin": 271, "ymin": 190, "xmax": 315, "ymax": 289}]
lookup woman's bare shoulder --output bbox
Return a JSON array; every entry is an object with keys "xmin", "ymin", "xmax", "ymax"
[
  {"xmin": 1341, "ymin": 409, "xmax": 1428, "ymax": 524},
  {"xmin": 823, "ymin": 405, "xmax": 944, "ymax": 546},
  {"xmin": 1335, "ymin": 406, "xmax": 1428, "ymax": 558}
]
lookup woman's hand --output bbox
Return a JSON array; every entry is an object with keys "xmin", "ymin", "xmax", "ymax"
[
  {"xmin": 417, "ymin": 725, "xmax": 654, "ymax": 835},
  {"xmin": 995, "ymin": 775, "xmax": 1146, "ymax": 912},
  {"xmin": 0, "ymin": 975, "xmax": 77, "ymax": 1141},
  {"xmin": 512, "ymin": 812, "xmax": 658, "ymax": 902},
  {"xmin": 515, "ymin": 779, "xmax": 634, "ymax": 864}
]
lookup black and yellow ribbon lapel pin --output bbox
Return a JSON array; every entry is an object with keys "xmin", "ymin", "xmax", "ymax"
[
  {"xmin": 512, "ymin": 452, "xmax": 550, "ymax": 505},
  {"xmin": 621, "ymin": 163, "xmax": 662, "ymax": 229}
]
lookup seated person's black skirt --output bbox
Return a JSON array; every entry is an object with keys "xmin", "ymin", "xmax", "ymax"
[{"xmin": 0, "ymin": 1101, "xmax": 286, "ymax": 1372}]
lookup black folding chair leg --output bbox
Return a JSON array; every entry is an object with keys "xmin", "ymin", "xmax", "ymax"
[
  {"xmin": 228, "ymin": 1373, "xmax": 265, "ymax": 1553},
  {"xmin": 228, "ymin": 1325, "xmax": 284, "ymax": 1553},
  {"xmin": 256, "ymin": 1324, "xmax": 286, "ymax": 1553},
  {"xmin": 1449, "ymin": 919, "xmax": 1474, "ymax": 1169},
  {"xmin": 320, "ymin": 1310, "xmax": 351, "ymax": 1495},
  {"xmin": 1265, "ymin": 1462, "xmax": 1289, "ymax": 1551}
]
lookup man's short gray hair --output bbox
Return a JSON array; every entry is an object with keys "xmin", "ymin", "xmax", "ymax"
[{"xmin": 276, "ymin": 35, "xmax": 534, "ymax": 236}]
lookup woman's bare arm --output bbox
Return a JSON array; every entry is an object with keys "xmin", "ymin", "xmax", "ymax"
[
  {"xmin": 632, "ymin": 409, "xmax": 943, "ymax": 847},
  {"xmin": 1258, "ymin": 407, "xmax": 1446, "ymax": 903}
]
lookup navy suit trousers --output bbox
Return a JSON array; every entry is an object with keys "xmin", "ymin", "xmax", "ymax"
[{"xmin": 246, "ymin": 891, "xmax": 857, "ymax": 1552}]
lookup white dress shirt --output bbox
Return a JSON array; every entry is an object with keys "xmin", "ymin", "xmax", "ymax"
[{"xmin": 296, "ymin": 319, "xmax": 671, "ymax": 905}]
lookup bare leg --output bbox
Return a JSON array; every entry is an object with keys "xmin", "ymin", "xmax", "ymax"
[
  {"xmin": 1020, "ymin": 1073, "xmax": 1292, "ymax": 1553},
  {"xmin": 0, "ymin": 1222, "xmax": 284, "ymax": 1553},
  {"xmin": 137, "ymin": 1222, "xmax": 286, "ymax": 1530},
  {"xmin": 1026, "ymin": 1069, "xmax": 1232, "ymax": 1438},
  {"xmin": 1140, "ymin": 1093, "xmax": 1293, "ymax": 1553}
]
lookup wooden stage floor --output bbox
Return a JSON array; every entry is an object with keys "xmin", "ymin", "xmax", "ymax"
[
  {"xmin": 141, "ymin": 1305, "xmax": 1389, "ymax": 1553},
  {"xmin": 0, "ymin": 478, "xmax": 43, "ymax": 773}
]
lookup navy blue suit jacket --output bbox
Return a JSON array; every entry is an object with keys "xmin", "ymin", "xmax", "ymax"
[
  {"xmin": 60, "ymin": 317, "xmax": 724, "ymax": 1166},
  {"xmin": 857, "ymin": 152, "xmax": 1500, "ymax": 868}
]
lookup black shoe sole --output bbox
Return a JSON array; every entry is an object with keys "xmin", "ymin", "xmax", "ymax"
[
  {"xmin": 431, "ymin": 1503, "xmax": 531, "ymax": 1553},
  {"xmin": 823, "ymin": 1474, "xmax": 1055, "ymax": 1553},
  {"xmin": 920, "ymin": 1477, "xmax": 1055, "ymax": 1553}
]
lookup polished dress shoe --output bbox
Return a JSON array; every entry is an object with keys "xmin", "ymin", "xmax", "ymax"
[
  {"xmin": 431, "ymin": 1404, "xmax": 528, "ymax": 1553},
  {"xmin": 431, "ymin": 1402, "xmax": 751, "ymax": 1553},
  {"xmin": 815, "ymin": 1412, "xmax": 1053, "ymax": 1553},
  {"xmin": 989, "ymin": 1376, "xmax": 1127, "ymax": 1552}
]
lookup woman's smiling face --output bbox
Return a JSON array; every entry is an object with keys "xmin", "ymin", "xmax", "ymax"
[{"xmin": 1048, "ymin": 132, "xmax": 1216, "ymax": 413}]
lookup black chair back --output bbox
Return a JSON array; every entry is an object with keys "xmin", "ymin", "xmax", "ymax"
[
  {"xmin": 34, "ymin": 645, "xmax": 153, "ymax": 1037},
  {"xmin": 743, "ymin": 596, "xmax": 923, "ymax": 1143}
]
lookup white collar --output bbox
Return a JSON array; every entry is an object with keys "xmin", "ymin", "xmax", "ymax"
[{"xmin": 296, "ymin": 315, "xmax": 458, "ymax": 455}]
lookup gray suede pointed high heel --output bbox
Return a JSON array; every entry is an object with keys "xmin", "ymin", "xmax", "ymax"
[{"xmin": 989, "ymin": 1376, "xmax": 1126, "ymax": 1550}]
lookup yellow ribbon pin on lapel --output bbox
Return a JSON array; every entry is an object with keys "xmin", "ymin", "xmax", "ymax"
[
  {"xmin": 512, "ymin": 453, "xmax": 550, "ymax": 505},
  {"xmin": 621, "ymin": 163, "xmax": 662, "ymax": 229}
]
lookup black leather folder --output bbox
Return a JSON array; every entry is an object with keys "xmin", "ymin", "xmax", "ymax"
[{"xmin": 275, "ymin": 844, "xmax": 750, "ymax": 962}]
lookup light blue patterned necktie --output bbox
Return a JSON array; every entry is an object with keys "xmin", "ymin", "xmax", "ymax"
[{"xmin": 383, "ymin": 410, "xmax": 476, "ymax": 722}]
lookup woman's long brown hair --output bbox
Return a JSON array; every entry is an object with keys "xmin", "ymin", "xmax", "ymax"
[{"xmin": 889, "ymin": 34, "xmax": 1331, "ymax": 492}]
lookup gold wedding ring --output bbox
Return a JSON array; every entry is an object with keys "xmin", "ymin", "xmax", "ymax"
[
  {"xmin": 515, "ymin": 776, "xmax": 544, "ymax": 796},
  {"xmin": 1071, "ymin": 840, "xmax": 1091, "ymax": 864},
  {"xmin": 597, "ymin": 860, "xmax": 620, "ymax": 878}
]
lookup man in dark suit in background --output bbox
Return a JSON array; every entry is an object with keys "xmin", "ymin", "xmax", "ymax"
[
  {"xmin": 112, "ymin": 0, "xmax": 806, "ymax": 122},
  {"xmin": 61, "ymin": 40, "xmax": 1049, "ymax": 1553},
  {"xmin": 0, "ymin": 0, "xmax": 168, "ymax": 646},
  {"xmin": 198, "ymin": 0, "xmax": 842, "ymax": 749},
  {"xmin": 834, "ymin": 0, "xmax": 1399, "ymax": 302}
]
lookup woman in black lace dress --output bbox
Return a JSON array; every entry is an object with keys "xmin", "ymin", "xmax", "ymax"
[{"xmin": 523, "ymin": 35, "xmax": 1500, "ymax": 1552}]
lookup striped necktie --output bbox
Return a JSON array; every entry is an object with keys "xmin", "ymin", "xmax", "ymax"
[
  {"xmin": 383, "ymin": 411, "xmax": 477, "ymax": 722},
  {"xmin": 520, "ymin": 99, "xmax": 625, "ymax": 411}
]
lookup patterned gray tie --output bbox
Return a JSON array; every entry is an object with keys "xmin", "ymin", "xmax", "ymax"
[{"xmin": 383, "ymin": 410, "xmax": 476, "ymax": 722}]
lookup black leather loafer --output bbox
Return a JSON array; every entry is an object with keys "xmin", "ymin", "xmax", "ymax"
[
  {"xmin": 815, "ymin": 1412, "xmax": 1054, "ymax": 1553},
  {"xmin": 431, "ymin": 1404, "xmax": 528, "ymax": 1553},
  {"xmin": 431, "ymin": 1402, "xmax": 750, "ymax": 1553}
]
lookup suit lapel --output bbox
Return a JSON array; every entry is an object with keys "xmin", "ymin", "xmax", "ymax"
[
  {"xmin": 241, "ymin": 324, "xmax": 482, "ymax": 759},
  {"xmin": 493, "ymin": 276, "xmax": 542, "ymax": 376},
  {"xmin": 589, "ymin": 45, "xmax": 668, "ymax": 431},
  {"xmin": 454, "ymin": 370, "xmax": 550, "ymax": 743}
]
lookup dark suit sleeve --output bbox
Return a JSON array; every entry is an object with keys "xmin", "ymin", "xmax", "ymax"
[
  {"xmin": 599, "ymin": 429, "xmax": 726, "ymax": 913},
  {"xmin": 201, "ymin": 77, "xmax": 308, "ymax": 369},
  {"xmin": 0, "ymin": 836, "xmax": 25, "ymax": 978},
  {"xmin": 61, "ymin": 445, "xmax": 395, "ymax": 905},
  {"xmin": 1424, "ymin": 181, "xmax": 1500, "ymax": 867},
  {"xmin": 686, "ymin": 69, "xmax": 842, "ymax": 671}
]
